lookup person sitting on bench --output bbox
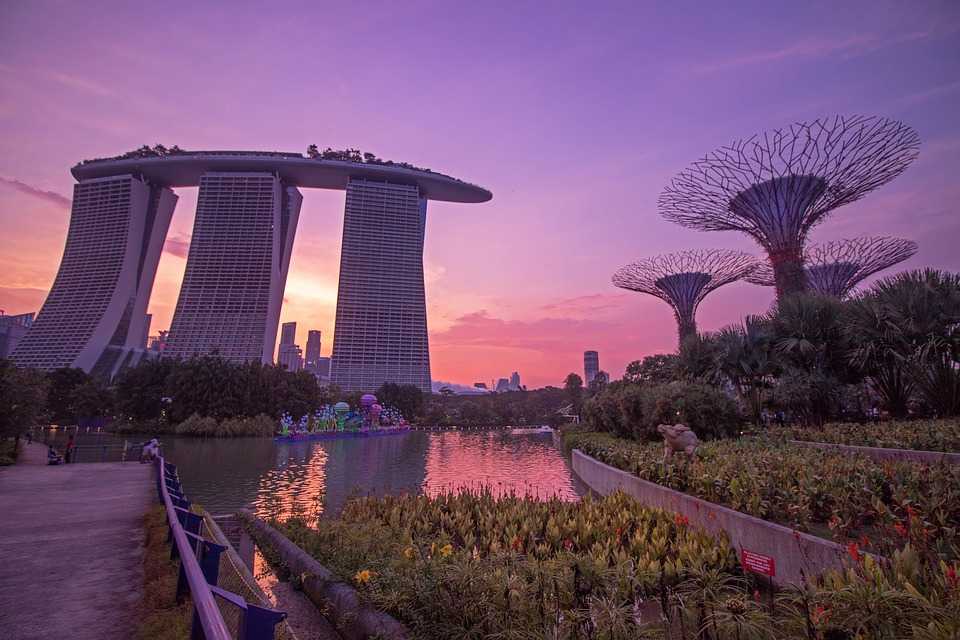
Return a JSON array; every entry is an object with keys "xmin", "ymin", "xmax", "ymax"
[{"xmin": 47, "ymin": 445, "xmax": 64, "ymax": 465}]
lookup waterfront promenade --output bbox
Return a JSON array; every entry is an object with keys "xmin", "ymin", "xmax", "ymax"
[{"xmin": 0, "ymin": 444, "xmax": 152, "ymax": 640}]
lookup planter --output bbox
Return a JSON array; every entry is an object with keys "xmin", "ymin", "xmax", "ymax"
[
  {"xmin": 237, "ymin": 510, "xmax": 409, "ymax": 640},
  {"xmin": 789, "ymin": 440, "xmax": 960, "ymax": 465},
  {"xmin": 570, "ymin": 449, "xmax": 852, "ymax": 586}
]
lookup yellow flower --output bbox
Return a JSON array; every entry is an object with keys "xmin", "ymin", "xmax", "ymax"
[
  {"xmin": 354, "ymin": 569, "xmax": 374, "ymax": 584},
  {"xmin": 403, "ymin": 547, "xmax": 415, "ymax": 559},
  {"xmin": 440, "ymin": 543, "xmax": 453, "ymax": 557}
]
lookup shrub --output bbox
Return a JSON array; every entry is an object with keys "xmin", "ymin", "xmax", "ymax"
[
  {"xmin": 640, "ymin": 381, "xmax": 741, "ymax": 440},
  {"xmin": 785, "ymin": 419, "xmax": 960, "ymax": 453},
  {"xmin": 172, "ymin": 413, "xmax": 275, "ymax": 437}
]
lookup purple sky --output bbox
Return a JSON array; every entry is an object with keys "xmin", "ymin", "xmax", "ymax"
[{"xmin": 1, "ymin": 1, "xmax": 958, "ymax": 388}]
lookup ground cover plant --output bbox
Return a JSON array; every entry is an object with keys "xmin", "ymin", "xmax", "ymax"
[
  {"xmin": 783, "ymin": 419, "xmax": 960, "ymax": 453},
  {"xmin": 275, "ymin": 490, "xmax": 960, "ymax": 639},
  {"xmin": 564, "ymin": 431, "xmax": 960, "ymax": 559}
]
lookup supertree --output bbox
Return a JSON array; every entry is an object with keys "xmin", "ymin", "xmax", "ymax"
[
  {"xmin": 612, "ymin": 249, "xmax": 759, "ymax": 344},
  {"xmin": 746, "ymin": 236, "xmax": 918, "ymax": 299},
  {"xmin": 658, "ymin": 115, "xmax": 920, "ymax": 299}
]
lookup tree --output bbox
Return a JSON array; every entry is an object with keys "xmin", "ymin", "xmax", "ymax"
[
  {"xmin": 114, "ymin": 358, "xmax": 174, "ymax": 421},
  {"xmin": 68, "ymin": 379, "xmax": 114, "ymax": 422},
  {"xmin": 563, "ymin": 373, "xmax": 584, "ymax": 416},
  {"xmin": 0, "ymin": 359, "xmax": 48, "ymax": 454},
  {"xmin": 375, "ymin": 383, "xmax": 424, "ymax": 421},
  {"xmin": 45, "ymin": 367, "xmax": 90, "ymax": 424},
  {"xmin": 624, "ymin": 354, "xmax": 680, "ymax": 385},
  {"xmin": 306, "ymin": 144, "xmax": 319, "ymax": 158}
]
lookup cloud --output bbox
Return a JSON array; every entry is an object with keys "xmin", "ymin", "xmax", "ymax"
[
  {"xmin": 162, "ymin": 233, "xmax": 191, "ymax": 258},
  {"xmin": 539, "ymin": 293, "xmax": 629, "ymax": 316},
  {"xmin": 0, "ymin": 286, "xmax": 48, "ymax": 314},
  {"xmin": 0, "ymin": 176, "xmax": 71, "ymax": 210},
  {"xmin": 45, "ymin": 71, "xmax": 116, "ymax": 97}
]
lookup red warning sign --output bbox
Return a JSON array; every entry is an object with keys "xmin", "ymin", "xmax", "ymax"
[{"xmin": 741, "ymin": 550, "xmax": 776, "ymax": 577}]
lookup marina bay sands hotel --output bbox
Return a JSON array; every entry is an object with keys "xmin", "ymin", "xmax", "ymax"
[{"xmin": 11, "ymin": 150, "xmax": 491, "ymax": 392}]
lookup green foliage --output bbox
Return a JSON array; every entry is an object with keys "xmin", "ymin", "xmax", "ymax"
[
  {"xmin": 138, "ymin": 506, "xmax": 191, "ymax": 640},
  {"xmin": 564, "ymin": 431, "xmax": 960, "ymax": 557},
  {"xmin": 582, "ymin": 381, "xmax": 741, "ymax": 442},
  {"xmin": 623, "ymin": 354, "xmax": 680, "ymax": 385},
  {"xmin": 113, "ymin": 359, "xmax": 173, "ymax": 421},
  {"xmin": 420, "ymin": 386, "xmax": 569, "ymax": 427},
  {"xmin": 173, "ymin": 413, "xmax": 275, "ymax": 438},
  {"xmin": 0, "ymin": 358, "xmax": 48, "ymax": 439},
  {"xmin": 44, "ymin": 367, "xmax": 90, "ymax": 423},
  {"xmin": 785, "ymin": 419, "xmax": 960, "ymax": 453},
  {"xmin": 767, "ymin": 370, "xmax": 842, "ymax": 426},
  {"xmin": 375, "ymin": 383, "xmax": 424, "ymax": 421}
]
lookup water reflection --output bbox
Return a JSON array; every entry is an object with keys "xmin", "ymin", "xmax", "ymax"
[{"xmin": 42, "ymin": 429, "xmax": 584, "ymax": 517}]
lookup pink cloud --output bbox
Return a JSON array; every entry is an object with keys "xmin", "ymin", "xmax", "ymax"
[
  {"xmin": 0, "ymin": 177, "xmax": 71, "ymax": 210},
  {"xmin": 162, "ymin": 234, "xmax": 191, "ymax": 258}
]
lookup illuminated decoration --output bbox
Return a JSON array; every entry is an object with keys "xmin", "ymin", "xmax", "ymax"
[
  {"xmin": 275, "ymin": 396, "xmax": 410, "ymax": 441},
  {"xmin": 658, "ymin": 116, "xmax": 920, "ymax": 298},
  {"xmin": 612, "ymin": 249, "xmax": 758, "ymax": 344},
  {"xmin": 747, "ymin": 236, "xmax": 918, "ymax": 298}
]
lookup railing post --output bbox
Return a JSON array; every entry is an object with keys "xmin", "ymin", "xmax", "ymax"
[
  {"xmin": 199, "ymin": 540, "xmax": 226, "ymax": 586},
  {"xmin": 239, "ymin": 603, "xmax": 287, "ymax": 640}
]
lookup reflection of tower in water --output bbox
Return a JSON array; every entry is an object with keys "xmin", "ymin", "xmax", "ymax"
[{"xmin": 253, "ymin": 443, "xmax": 328, "ymax": 520}]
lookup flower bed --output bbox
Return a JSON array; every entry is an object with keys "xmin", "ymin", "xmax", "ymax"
[
  {"xmin": 564, "ymin": 431, "xmax": 960, "ymax": 557},
  {"xmin": 275, "ymin": 490, "xmax": 959, "ymax": 639},
  {"xmin": 784, "ymin": 419, "xmax": 960, "ymax": 453}
]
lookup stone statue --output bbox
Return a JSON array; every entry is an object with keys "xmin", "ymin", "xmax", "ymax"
[{"xmin": 657, "ymin": 423, "xmax": 699, "ymax": 460}]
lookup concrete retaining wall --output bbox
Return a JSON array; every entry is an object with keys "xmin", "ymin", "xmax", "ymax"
[
  {"xmin": 237, "ymin": 510, "xmax": 409, "ymax": 640},
  {"xmin": 790, "ymin": 440, "xmax": 960, "ymax": 465},
  {"xmin": 571, "ymin": 449, "xmax": 850, "ymax": 586}
]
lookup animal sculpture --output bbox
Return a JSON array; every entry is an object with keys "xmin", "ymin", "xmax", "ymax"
[{"xmin": 657, "ymin": 423, "xmax": 699, "ymax": 461}]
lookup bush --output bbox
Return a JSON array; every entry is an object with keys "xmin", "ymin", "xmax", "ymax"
[
  {"xmin": 582, "ymin": 381, "xmax": 741, "ymax": 442},
  {"xmin": 173, "ymin": 413, "xmax": 275, "ymax": 437},
  {"xmin": 785, "ymin": 419, "xmax": 960, "ymax": 453}
]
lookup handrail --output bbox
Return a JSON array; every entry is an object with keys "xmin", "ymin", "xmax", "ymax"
[{"xmin": 156, "ymin": 456, "xmax": 233, "ymax": 640}]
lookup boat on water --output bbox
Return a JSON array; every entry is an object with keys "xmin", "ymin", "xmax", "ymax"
[
  {"xmin": 509, "ymin": 426, "xmax": 554, "ymax": 435},
  {"xmin": 274, "ymin": 425, "xmax": 412, "ymax": 442}
]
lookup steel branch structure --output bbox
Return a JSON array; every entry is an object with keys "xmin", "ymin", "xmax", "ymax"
[
  {"xmin": 658, "ymin": 115, "xmax": 920, "ymax": 299},
  {"xmin": 612, "ymin": 249, "xmax": 758, "ymax": 344},
  {"xmin": 746, "ymin": 236, "xmax": 918, "ymax": 299}
]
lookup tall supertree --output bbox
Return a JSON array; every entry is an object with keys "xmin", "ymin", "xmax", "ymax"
[
  {"xmin": 612, "ymin": 249, "xmax": 758, "ymax": 344},
  {"xmin": 746, "ymin": 236, "xmax": 918, "ymax": 299},
  {"xmin": 658, "ymin": 115, "xmax": 920, "ymax": 300}
]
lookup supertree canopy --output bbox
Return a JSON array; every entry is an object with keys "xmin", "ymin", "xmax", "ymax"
[
  {"xmin": 612, "ymin": 249, "xmax": 758, "ymax": 343},
  {"xmin": 747, "ymin": 236, "xmax": 918, "ymax": 299},
  {"xmin": 658, "ymin": 115, "xmax": 920, "ymax": 299}
]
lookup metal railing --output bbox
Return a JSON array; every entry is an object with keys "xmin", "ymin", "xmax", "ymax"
[{"xmin": 156, "ymin": 456, "xmax": 286, "ymax": 640}]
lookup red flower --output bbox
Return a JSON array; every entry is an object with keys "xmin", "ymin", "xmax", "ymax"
[
  {"xmin": 859, "ymin": 534, "xmax": 870, "ymax": 549},
  {"xmin": 674, "ymin": 513, "xmax": 690, "ymax": 528},
  {"xmin": 847, "ymin": 542, "xmax": 861, "ymax": 563},
  {"xmin": 563, "ymin": 538, "xmax": 574, "ymax": 551},
  {"xmin": 893, "ymin": 522, "xmax": 909, "ymax": 538},
  {"xmin": 753, "ymin": 589, "xmax": 761, "ymax": 603},
  {"xmin": 511, "ymin": 536, "xmax": 523, "ymax": 551},
  {"xmin": 811, "ymin": 604, "xmax": 831, "ymax": 625},
  {"xmin": 946, "ymin": 565, "xmax": 958, "ymax": 590}
]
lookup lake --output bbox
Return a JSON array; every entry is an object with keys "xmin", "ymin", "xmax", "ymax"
[{"xmin": 43, "ymin": 428, "xmax": 585, "ymax": 518}]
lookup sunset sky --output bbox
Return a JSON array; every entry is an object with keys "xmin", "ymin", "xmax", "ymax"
[{"xmin": 1, "ymin": 1, "xmax": 958, "ymax": 389}]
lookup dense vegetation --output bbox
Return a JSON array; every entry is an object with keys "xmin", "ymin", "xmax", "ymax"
[
  {"xmin": 783, "ymin": 419, "xmax": 960, "ymax": 453},
  {"xmin": 587, "ymin": 269, "xmax": 960, "ymax": 431},
  {"xmin": 564, "ymin": 431, "xmax": 960, "ymax": 558},
  {"xmin": 275, "ymin": 490, "xmax": 960, "ymax": 639}
]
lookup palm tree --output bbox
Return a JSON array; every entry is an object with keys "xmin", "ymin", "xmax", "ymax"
[{"xmin": 713, "ymin": 316, "xmax": 777, "ymax": 423}]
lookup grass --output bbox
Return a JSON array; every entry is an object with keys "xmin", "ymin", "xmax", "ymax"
[{"xmin": 137, "ymin": 506, "xmax": 191, "ymax": 640}]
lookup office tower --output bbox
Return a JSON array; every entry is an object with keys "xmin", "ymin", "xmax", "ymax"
[
  {"xmin": 148, "ymin": 330, "xmax": 168, "ymax": 354},
  {"xmin": 165, "ymin": 173, "xmax": 302, "ymax": 364},
  {"xmin": 314, "ymin": 356, "xmax": 331, "ymax": 380},
  {"xmin": 12, "ymin": 175, "xmax": 177, "ymax": 374},
  {"xmin": 509, "ymin": 371, "xmax": 521, "ymax": 390},
  {"xmin": 0, "ymin": 312, "xmax": 35, "ymax": 359},
  {"xmin": 331, "ymin": 179, "xmax": 431, "ymax": 392},
  {"xmin": 278, "ymin": 344, "xmax": 303, "ymax": 371},
  {"xmin": 280, "ymin": 321, "xmax": 297, "ymax": 348},
  {"xmin": 495, "ymin": 378, "xmax": 509, "ymax": 393},
  {"xmin": 584, "ymin": 350, "xmax": 599, "ymax": 386},
  {"xmin": 305, "ymin": 330, "xmax": 321, "ymax": 368}
]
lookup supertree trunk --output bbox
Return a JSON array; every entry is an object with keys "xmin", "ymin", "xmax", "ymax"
[
  {"xmin": 676, "ymin": 315, "xmax": 698, "ymax": 344},
  {"xmin": 768, "ymin": 245, "xmax": 807, "ymax": 298}
]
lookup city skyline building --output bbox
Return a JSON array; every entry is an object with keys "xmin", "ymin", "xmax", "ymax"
[
  {"xmin": 0, "ymin": 311, "xmax": 34, "ymax": 359},
  {"xmin": 12, "ymin": 175, "xmax": 177, "ymax": 375},
  {"xmin": 584, "ymin": 351, "xmax": 599, "ymax": 386},
  {"xmin": 330, "ymin": 179, "xmax": 432, "ymax": 392},
  {"xmin": 165, "ymin": 173, "xmax": 302, "ymax": 364},
  {"xmin": 304, "ymin": 330, "xmax": 321, "ymax": 368},
  {"xmin": 510, "ymin": 371, "xmax": 521, "ymax": 391},
  {"xmin": 11, "ymin": 150, "xmax": 490, "ymax": 377}
]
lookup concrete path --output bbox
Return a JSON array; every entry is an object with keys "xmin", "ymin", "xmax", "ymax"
[{"xmin": 0, "ymin": 461, "xmax": 153, "ymax": 640}]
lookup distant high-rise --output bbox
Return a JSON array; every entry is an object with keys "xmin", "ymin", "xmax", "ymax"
[
  {"xmin": 509, "ymin": 371, "xmax": 521, "ymax": 390},
  {"xmin": 12, "ymin": 175, "xmax": 176, "ymax": 374},
  {"xmin": 305, "ymin": 330, "xmax": 321, "ymax": 368},
  {"xmin": 165, "ymin": 173, "xmax": 301, "ymax": 364},
  {"xmin": 280, "ymin": 322, "xmax": 297, "ymax": 347},
  {"xmin": 495, "ymin": 378, "xmax": 510, "ymax": 393},
  {"xmin": 584, "ymin": 351, "xmax": 599, "ymax": 386},
  {"xmin": 331, "ymin": 179, "xmax": 431, "ymax": 392},
  {"xmin": 0, "ymin": 312, "xmax": 35, "ymax": 359}
]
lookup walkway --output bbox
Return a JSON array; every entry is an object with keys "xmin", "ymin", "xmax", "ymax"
[{"xmin": 0, "ymin": 458, "xmax": 152, "ymax": 640}]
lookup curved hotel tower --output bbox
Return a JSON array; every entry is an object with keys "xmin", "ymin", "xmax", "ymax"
[{"xmin": 12, "ymin": 150, "xmax": 490, "ymax": 392}]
